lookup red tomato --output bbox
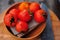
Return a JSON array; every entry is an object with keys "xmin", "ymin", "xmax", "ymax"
[
  {"xmin": 30, "ymin": 2, "xmax": 40, "ymax": 13},
  {"xmin": 18, "ymin": 10, "xmax": 31, "ymax": 22},
  {"xmin": 34, "ymin": 9, "xmax": 47, "ymax": 23},
  {"xmin": 19, "ymin": 2, "xmax": 29, "ymax": 11},
  {"xmin": 9, "ymin": 9, "xmax": 20, "ymax": 18},
  {"xmin": 4, "ymin": 14, "xmax": 17, "ymax": 27},
  {"xmin": 16, "ymin": 21, "xmax": 28, "ymax": 32}
]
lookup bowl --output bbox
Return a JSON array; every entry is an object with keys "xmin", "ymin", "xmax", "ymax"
[{"xmin": 3, "ymin": 2, "xmax": 46, "ymax": 40}]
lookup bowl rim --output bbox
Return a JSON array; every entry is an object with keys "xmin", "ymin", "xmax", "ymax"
[{"xmin": 4, "ymin": 2, "xmax": 46, "ymax": 39}]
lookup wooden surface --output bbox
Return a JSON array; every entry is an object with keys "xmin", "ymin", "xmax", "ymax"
[
  {"xmin": 0, "ymin": 9, "xmax": 60, "ymax": 40},
  {"xmin": 49, "ymin": 10, "xmax": 60, "ymax": 40}
]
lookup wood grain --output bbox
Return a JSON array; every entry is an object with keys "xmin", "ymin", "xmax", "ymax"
[{"xmin": 49, "ymin": 10, "xmax": 60, "ymax": 40}]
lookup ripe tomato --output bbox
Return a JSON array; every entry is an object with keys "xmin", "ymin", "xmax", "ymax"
[
  {"xmin": 34, "ymin": 9, "xmax": 47, "ymax": 23},
  {"xmin": 30, "ymin": 2, "xmax": 40, "ymax": 13},
  {"xmin": 9, "ymin": 9, "xmax": 20, "ymax": 18},
  {"xmin": 19, "ymin": 2, "xmax": 29, "ymax": 11},
  {"xmin": 16, "ymin": 21, "xmax": 28, "ymax": 32},
  {"xmin": 18, "ymin": 10, "xmax": 31, "ymax": 22},
  {"xmin": 4, "ymin": 14, "xmax": 17, "ymax": 27}
]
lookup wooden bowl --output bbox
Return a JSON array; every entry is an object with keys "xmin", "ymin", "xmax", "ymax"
[{"xmin": 3, "ymin": 2, "xmax": 46, "ymax": 40}]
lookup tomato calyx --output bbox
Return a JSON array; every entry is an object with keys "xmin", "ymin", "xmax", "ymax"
[{"xmin": 28, "ymin": 9, "xmax": 33, "ymax": 16}]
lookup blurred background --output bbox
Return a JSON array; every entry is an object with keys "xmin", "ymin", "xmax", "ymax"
[{"xmin": 0, "ymin": 0, "xmax": 60, "ymax": 19}]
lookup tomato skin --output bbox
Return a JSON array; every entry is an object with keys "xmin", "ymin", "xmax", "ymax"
[
  {"xmin": 9, "ymin": 9, "xmax": 20, "ymax": 18},
  {"xmin": 19, "ymin": 2, "xmax": 29, "ymax": 11},
  {"xmin": 4, "ymin": 14, "xmax": 17, "ymax": 27},
  {"xmin": 34, "ymin": 10, "xmax": 46, "ymax": 23},
  {"xmin": 30, "ymin": 2, "xmax": 40, "ymax": 13},
  {"xmin": 18, "ymin": 10, "xmax": 31, "ymax": 22},
  {"xmin": 4, "ymin": 14, "xmax": 11, "ymax": 27},
  {"xmin": 16, "ymin": 21, "xmax": 28, "ymax": 32}
]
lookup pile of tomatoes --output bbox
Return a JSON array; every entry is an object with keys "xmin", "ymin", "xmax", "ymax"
[{"xmin": 4, "ymin": 2, "xmax": 47, "ymax": 33}]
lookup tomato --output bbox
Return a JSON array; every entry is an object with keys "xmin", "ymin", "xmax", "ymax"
[
  {"xmin": 34, "ymin": 9, "xmax": 47, "ymax": 23},
  {"xmin": 16, "ymin": 21, "xmax": 28, "ymax": 32},
  {"xmin": 30, "ymin": 2, "xmax": 40, "ymax": 13},
  {"xmin": 19, "ymin": 2, "xmax": 29, "ymax": 11},
  {"xmin": 18, "ymin": 10, "xmax": 31, "ymax": 22},
  {"xmin": 4, "ymin": 14, "xmax": 17, "ymax": 27},
  {"xmin": 9, "ymin": 9, "xmax": 20, "ymax": 18}
]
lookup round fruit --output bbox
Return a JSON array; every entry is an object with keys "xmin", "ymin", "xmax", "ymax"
[
  {"xmin": 16, "ymin": 21, "xmax": 28, "ymax": 32},
  {"xmin": 30, "ymin": 2, "xmax": 40, "ymax": 13},
  {"xmin": 34, "ymin": 9, "xmax": 47, "ymax": 23},
  {"xmin": 19, "ymin": 2, "xmax": 29, "ymax": 11},
  {"xmin": 18, "ymin": 10, "xmax": 31, "ymax": 22},
  {"xmin": 9, "ymin": 9, "xmax": 20, "ymax": 18},
  {"xmin": 4, "ymin": 14, "xmax": 17, "ymax": 27}
]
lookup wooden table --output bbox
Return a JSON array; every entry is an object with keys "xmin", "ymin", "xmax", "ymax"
[
  {"xmin": 0, "ymin": 10, "xmax": 60, "ymax": 40},
  {"xmin": 49, "ymin": 10, "xmax": 60, "ymax": 40}
]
